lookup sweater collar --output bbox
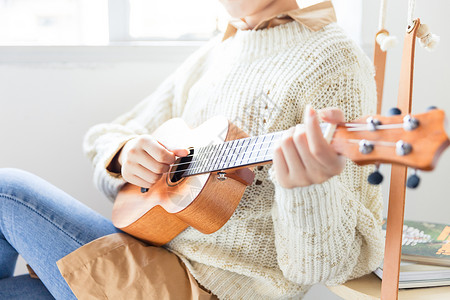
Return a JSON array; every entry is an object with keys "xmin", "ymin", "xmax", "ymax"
[{"xmin": 221, "ymin": 1, "xmax": 336, "ymax": 42}]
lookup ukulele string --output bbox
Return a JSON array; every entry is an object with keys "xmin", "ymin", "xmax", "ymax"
[
  {"xmin": 166, "ymin": 143, "xmax": 279, "ymax": 175},
  {"xmin": 179, "ymin": 132, "xmax": 285, "ymax": 160},
  {"xmin": 162, "ymin": 136, "xmax": 398, "ymax": 176},
  {"xmin": 172, "ymin": 122, "xmax": 405, "ymax": 162},
  {"xmin": 336, "ymin": 138, "xmax": 397, "ymax": 147},
  {"xmin": 170, "ymin": 122, "xmax": 338, "ymax": 161},
  {"xmin": 167, "ymin": 132, "xmax": 285, "ymax": 169},
  {"xmin": 339, "ymin": 123, "xmax": 404, "ymax": 131},
  {"xmin": 165, "ymin": 122, "xmax": 405, "ymax": 170}
]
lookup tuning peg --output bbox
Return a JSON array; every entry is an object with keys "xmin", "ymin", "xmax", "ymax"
[
  {"xmin": 406, "ymin": 170, "xmax": 420, "ymax": 189},
  {"xmin": 388, "ymin": 107, "xmax": 402, "ymax": 116},
  {"xmin": 427, "ymin": 106, "xmax": 437, "ymax": 111},
  {"xmin": 368, "ymin": 166, "xmax": 383, "ymax": 185}
]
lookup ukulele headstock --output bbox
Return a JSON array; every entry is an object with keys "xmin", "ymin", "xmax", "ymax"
[{"xmin": 332, "ymin": 109, "xmax": 450, "ymax": 171}]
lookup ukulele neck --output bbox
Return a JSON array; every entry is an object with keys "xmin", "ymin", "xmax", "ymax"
[{"xmin": 183, "ymin": 123, "xmax": 335, "ymax": 177}]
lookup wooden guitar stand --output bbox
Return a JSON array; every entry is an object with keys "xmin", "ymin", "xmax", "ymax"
[
  {"xmin": 380, "ymin": 18, "xmax": 420, "ymax": 300},
  {"xmin": 328, "ymin": 18, "xmax": 450, "ymax": 299}
]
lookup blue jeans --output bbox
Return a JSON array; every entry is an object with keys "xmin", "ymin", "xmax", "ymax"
[{"xmin": 0, "ymin": 168, "xmax": 123, "ymax": 299}]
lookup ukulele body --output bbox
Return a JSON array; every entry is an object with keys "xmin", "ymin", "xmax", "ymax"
[{"xmin": 112, "ymin": 116, "xmax": 255, "ymax": 246}]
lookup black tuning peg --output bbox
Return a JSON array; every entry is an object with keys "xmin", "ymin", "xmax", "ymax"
[
  {"xmin": 426, "ymin": 106, "xmax": 437, "ymax": 111},
  {"xmin": 368, "ymin": 166, "xmax": 383, "ymax": 185},
  {"xmin": 388, "ymin": 107, "xmax": 402, "ymax": 116},
  {"xmin": 406, "ymin": 171, "xmax": 420, "ymax": 189}
]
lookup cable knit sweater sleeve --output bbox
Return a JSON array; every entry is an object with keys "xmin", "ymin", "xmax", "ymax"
[
  {"xmin": 82, "ymin": 36, "xmax": 221, "ymax": 201},
  {"xmin": 267, "ymin": 58, "xmax": 384, "ymax": 286}
]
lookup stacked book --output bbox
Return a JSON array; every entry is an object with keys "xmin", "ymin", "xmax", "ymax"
[{"xmin": 374, "ymin": 219, "xmax": 450, "ymax": 289}]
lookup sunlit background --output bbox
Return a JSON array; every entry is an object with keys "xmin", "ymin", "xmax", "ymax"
[
  {"xmin": 0, "ymin": 0, "xmax": 358, "ymax": 44},
  {"xmin": 0, "ymin": 0, "xmax": 108, "ymax": 44},
  {"xmin": 0, "ymin": 0, "xmax": 226, "ymax": 44}
]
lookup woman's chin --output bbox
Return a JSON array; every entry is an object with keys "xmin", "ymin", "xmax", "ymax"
[{"xmin": 219, "ymin": 0, "xmax": 256, "ymax": 18}]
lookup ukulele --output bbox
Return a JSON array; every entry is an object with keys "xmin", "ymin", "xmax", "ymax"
[{"xmin": 112, "ymin": 109, "xmax": 449, "ymax": 246}]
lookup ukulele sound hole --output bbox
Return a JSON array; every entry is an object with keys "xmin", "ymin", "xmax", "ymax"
[{"xmin": 169, "ymin": 147, "xmax": 194, "ymax": 184}]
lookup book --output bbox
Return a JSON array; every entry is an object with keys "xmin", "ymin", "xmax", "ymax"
[
  {"xmin": 374, "ymin": 260, "xmax": 450, "ymax": 289},
  {"xmin": 373, "ymin": 218, "xmax": 450, "ymax": 289},
  {"xmin": 382, "ymin": 218, "xmax": 450, "ymax": 267}
]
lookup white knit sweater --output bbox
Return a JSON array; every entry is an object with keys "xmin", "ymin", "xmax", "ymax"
[{"xmin": 83, "ymin": 20, "xmax": 384, "ymax": 299}]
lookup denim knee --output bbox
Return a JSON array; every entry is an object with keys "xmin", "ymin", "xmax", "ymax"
[{"xmin": 0, "ymin": 168, "xmax": 41, "ymax": 199}]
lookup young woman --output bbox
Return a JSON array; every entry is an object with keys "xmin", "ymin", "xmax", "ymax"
[{"xmin": 0, "ymin": 0, "xmax": 384, "ymax": 299}]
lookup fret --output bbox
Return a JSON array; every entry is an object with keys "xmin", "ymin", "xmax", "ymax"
[
  {"xmin": 245, "ymin": 137, "xmax": 255, "ymax": 165},
  {"xmin": 254, "ymin": 135, "xmax": 267, "ymax": 163},
  {"xmin": 230, "ymin": 139, "xmax": 244, "ymax": 169},
  {"xmin": 196, "ymin": 147, "xmax": 205, "ymax": 173},
  {"xmin": 219, "ymin": 141, "xmax": 232, "ymax": 170},
  {"xmin": 263, "ymin": 133, "xmax": 276, "ymax": 161},
  {"xmin": 256, "ymin": 135, "xmax": 266, "ymax": 162},
  {"xmin": 265, "ymin": 132, "xmax": 284, "ymax": 161},
  {"xmin": 219, "ymin": 141, "xmax": 230, "ymax": 170},
  {"xmin": 192, "ymin": 145, "xmax": 207, "ymax": 175},
  {"xmin": 238, "ymin": 137, "xmax": 248, "ymax": 166},
  {"xmin": 226, "ymin": 140, "xmax": 236, "ymax": 169},
  {"xmin": 209, "ymin": 144, "xmax": 220, "ymax": 172},
  {"xmin": 196, "ymin": 145, "xmax": 207, "ymax": 174},
  {"xmin": 198, "ymin": 147, "xmax": 206, "ymax": 172},
  {"xmin": 208, "ymin": 144, "xmax": 220, "ymax": 171},
  {"xmin": 238, "ymin": 138, "xmax": 251, "ymax": 166},
  {"xmin": 233, "ymin": 139, "xmax": 241, "ymax": 166},
  {"xmin": 243, "ymin": 136, "xmax": 257, "ymax": 165},
  {"xmin": 204, "ymin": 145, "xmax": 214, "ymax": 172},
  {"xmin": 249, "ymin": 136, "xmax": 260, "ymax": 164},
  {"xmin": 215, "ymin": 142, "xmax": 227, "ymax": 171},
  {"xmin": 221, "ymin": 141, "xmax": 234, "ymax": 170},
  {"xmin": 207, "ymin": 144, "xmax": 219, "ymax": 173},
  {"xmin": 228, "ymin": 140, "xmax": 239, "ymax": 169},
  {"xmin": 222, "ymin": 141, "xmax": 234, "ymax": 169},
  {"xmin": 213, "ymin": 143, "xmax": 227, "ymax": 171},
  {"xmin": 202, "ymin": 145, "xmax": 213, "ymax": 173}
]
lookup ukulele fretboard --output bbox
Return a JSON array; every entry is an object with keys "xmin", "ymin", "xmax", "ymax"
[{"xmin": 183, "ymin": 123, "xmax": 331, "ymax": 177}]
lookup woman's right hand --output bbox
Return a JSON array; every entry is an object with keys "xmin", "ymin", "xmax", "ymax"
[{"xmin": 118, "ymin": 135, "xmax": 189, "ymax": 189}]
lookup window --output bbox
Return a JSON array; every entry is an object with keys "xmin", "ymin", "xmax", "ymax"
[
  {"xmin": 0, "ymin": 0, "xmax": 362, "ymax": 46},
  {"xmin": 0, "ymin": 0, "xmax": 228, "ymax": 45},
  {"xmin": 126, "ymin": 0, "xmax": 229, "ymax": 41},
  {"xmin": 0, "ymin": 0, "xmax": 109, "ymax": 45}
]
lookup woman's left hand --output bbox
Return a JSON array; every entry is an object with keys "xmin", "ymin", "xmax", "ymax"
[{"xmin": 272, "ymin": 105, "xmax": 346, "ymax": 189}]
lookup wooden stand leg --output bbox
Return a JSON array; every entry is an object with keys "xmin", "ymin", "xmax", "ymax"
[
  {"xmin": 381, "ymin": 165, "xmax": 407, "ymax": 300},
  {"xmin": 380, "ymin": 18, "xmax": 420, "ymax": 300}
]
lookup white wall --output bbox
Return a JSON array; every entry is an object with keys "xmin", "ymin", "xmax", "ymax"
[{"xmin": 1, "ymin": 1, "xmax": 449, "ymax": 299}]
